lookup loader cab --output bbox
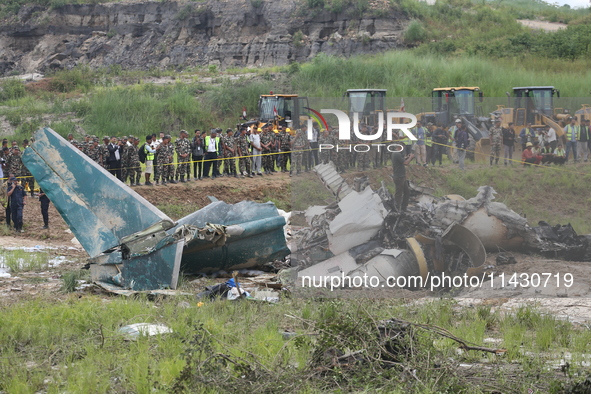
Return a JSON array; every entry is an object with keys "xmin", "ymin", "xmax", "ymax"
[
  {"xmin": 345, "ymin": 89, "xmax": 387, "ymax": 125},
  {"xmin": 512, "ymin": 86, "xmax": 559, "ymax": 126},
  {"xmin": 431, "ymin": 87, "xmax": 483, "ymax": 125},
  {"xmin": 258, "ymin": 93, "xmax": 309, "ymax": 128}
]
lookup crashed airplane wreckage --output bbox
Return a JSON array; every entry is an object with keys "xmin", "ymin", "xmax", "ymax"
[
  {"xmin": 22, "ymin": 128, "xmax": 290, "ymax": 291},
  {"xmin": 294, "ymin": 162, "xmax": 591, "ymax": 290}
]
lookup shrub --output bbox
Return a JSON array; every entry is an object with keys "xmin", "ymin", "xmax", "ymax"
[
  {"xmin": 288, "ymin": 62, "xmax": 301, "ymax": 75},
  {"xmin": 353, "ymin": 0, "xmax": 369, "ymax": 15},
  {"xmin": 0, "ymin": 79, "xmax": 26, "ymax": 102},
  {"xmin": 293, "ymin": 30, "xmax": 304, "ymax": 48},
  {"xmin": 176, "ymin": 4, "xmax": 193, "ymax": 20},
  {"xmin": 404, "ymin": 20, "xmax": 427, "ymax": 45},
  {"xmin": 49, "ymin": 66, "xmax": 93, "ymax": 93},
  {"xmin": 306, "ymin": 0, "xmax": 324, "ymax": 8},
  {"xmin": 326, "ymin": 0, "xmax": 346, "ymax": 13}
]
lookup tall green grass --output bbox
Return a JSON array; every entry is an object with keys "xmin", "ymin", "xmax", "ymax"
[
  {"xmin": 292, "ymin": 51, "xmax": 591, "ymax": 98},
  {"xmin": 0, "ymin": 249, "xmax": 49, "ymax": 273},
  {"xmin": 80, "ymin": 79, "xmax": 273, "ymax": 136},
  {"xmin": 1, "ymin": 51, "xmax": 591, "ymax": 142}
]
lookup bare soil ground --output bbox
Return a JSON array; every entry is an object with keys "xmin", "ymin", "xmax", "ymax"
[
  {"xmin": 135, "ymin": 172, "xmax": 292, "ymax": 211},
  {"xmin": 518, "ymin": 19, "xmax": 567, "ymax": 31}
]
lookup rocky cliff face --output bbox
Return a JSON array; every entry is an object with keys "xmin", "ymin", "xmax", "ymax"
[{"xmin": 0, "ymin": 0, "xmax": 408, "ymax": 76}]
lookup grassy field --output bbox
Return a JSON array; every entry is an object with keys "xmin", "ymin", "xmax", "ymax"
[{"xmin": 1, "ymin": 294, "xmax": 590, "ymax": 393}]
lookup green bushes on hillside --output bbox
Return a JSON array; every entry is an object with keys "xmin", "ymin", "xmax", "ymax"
[
  {"xmin": 0, "ymin": 79, "xmax": 26, "ymax": 101},
  {"xmin": 473, "ymin": 24, "xmax": 591, "ymax": 60}
]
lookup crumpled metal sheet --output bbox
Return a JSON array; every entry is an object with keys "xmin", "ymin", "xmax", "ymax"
[
  {"xmin": 431, "ymin": 186, "xmax": 537, "ymax": 251},
  {"xmin": 533, "ymin": 221, "xmax": 591, "ymax": 261},
  {"xmin": 314, "ymin": 161, "xmax": 353, "ymax": 199},
  {"xmin": 177, "ymin": 201, "xmax": 290, "ymax": 273},
  {"xmin": 328, "ymin": 187, "xmax": 389, "ymax": 255}
]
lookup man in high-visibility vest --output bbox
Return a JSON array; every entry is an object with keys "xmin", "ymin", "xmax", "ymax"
[
  {"xmin": 563, "ymin": 117, "xmax": 580, "ymax": 163},
  {"xmin": 143, "ymin": 135, "xmax": 156, "ymax": 186},
  {"xmin": 204, "ymin": 129, "xmax": 221, "ymax": 179}
]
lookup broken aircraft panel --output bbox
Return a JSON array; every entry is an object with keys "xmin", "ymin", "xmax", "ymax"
[
  {"xmin": 314, "ymin": 162, "xmax": 353, "ymax": 199},
  {"xmin": 327, "ymin": 186, "xmax": 389, "ymax": 255},
  {"xmin": 430, "ymin": 186, "xmax": 539, "ymax": 251},
  {"xmin": 23, "ymin": 127, "xmax": 290, "ymax": 291}
]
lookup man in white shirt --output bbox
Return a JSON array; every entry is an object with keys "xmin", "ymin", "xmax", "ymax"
[
  {"xmin": 250, "ymin": 127, "xmax": 263, "ymax": 176},
  {"xmin": 203, "ymin": 129, "xmax": 220, "ymax": 179},
  {"xmin": 545, "ymin": 125, "xmax": 557, "ymax": 151}
]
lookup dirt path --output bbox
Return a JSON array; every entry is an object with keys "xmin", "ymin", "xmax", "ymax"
[{"xmin": 518, "ymin": 19, "xmax": 567, "ymax": 31}]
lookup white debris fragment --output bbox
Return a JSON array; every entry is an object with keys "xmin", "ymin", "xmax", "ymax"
[
  {"xmin": 327, "ymin": 187, "xmax": 388, "ymax": 255},
  {"xmin": 118, "ymin": 323, "xmax": 173, "ymax": 340}
]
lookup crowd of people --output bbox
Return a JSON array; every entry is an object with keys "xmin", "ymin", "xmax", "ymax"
[
  {"xmin": 412, "ymin": 116, "xmax": 591, "ymax": 169},
  {"xmin": 63, "ymin": 123, "xmax": 322, "ymax": 186}
]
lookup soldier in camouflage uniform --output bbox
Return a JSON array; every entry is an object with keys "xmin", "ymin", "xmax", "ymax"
[
  {"xmin": 222, "ymin": 129, "xmax": 238, "ymax": 178},
  {"xmin": 126, "ymin": 137, "xmax": 142, "ymax": 186},
  {"xmin": 260, "ymin": 125, "xmax": 274, "ymax": 175},
  {"xmin": 87, "ymin": 137, "xmax": 103, "ymax": 166},
  {"xmin": 6, "ymin": 147, "xmax": 22, "ymax": 180},
  {"xmin": 273, "ymin": 128, "xmax": 281, "ymax": 171},
  {"xmin": 219, "ymin": 129, "xmax": 229, "ymax": 177},
  {"xmin": 175, "ymin": 130, "xmax": 192, "ymax": 182},
  {"xmin": 67, "ymin": 134, "xmax": 81, "ymax": 151},
  {"xmin": 489, "ymin": 119, "xmax": 503, "ymax": 166},
  {"xmin": 156, "ymin": 135, "xmax": 177, "ymax": 185},
  {"xmin": 318, "ymin": 129, "xmax": 333, "ymax": 165},
  {"xmin": 120, "ymin": 136, "xmax": 130, "ymax": 184},
  {"xmin": 102, "ymin": 136, "xmax": 110, "ymax": 169},
  {"xmin": 236, "ymin": 127, "xmax": 253, "ymax": 178},
  {"xmin": 292, "ymin": 128, "xmax": 308, "ymax": 175},
  {"xmin": 278, "ymin": 126, "xmax": 291, "ymax": 173},
  {"xmin": 81, "ymin": 135, "xmax": 92, "ymax": 156}
]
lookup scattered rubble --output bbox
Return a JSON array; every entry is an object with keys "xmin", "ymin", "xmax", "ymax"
[{"xmin": 291, "ymin": 162, "xmax": 591, "ymax": 293}]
